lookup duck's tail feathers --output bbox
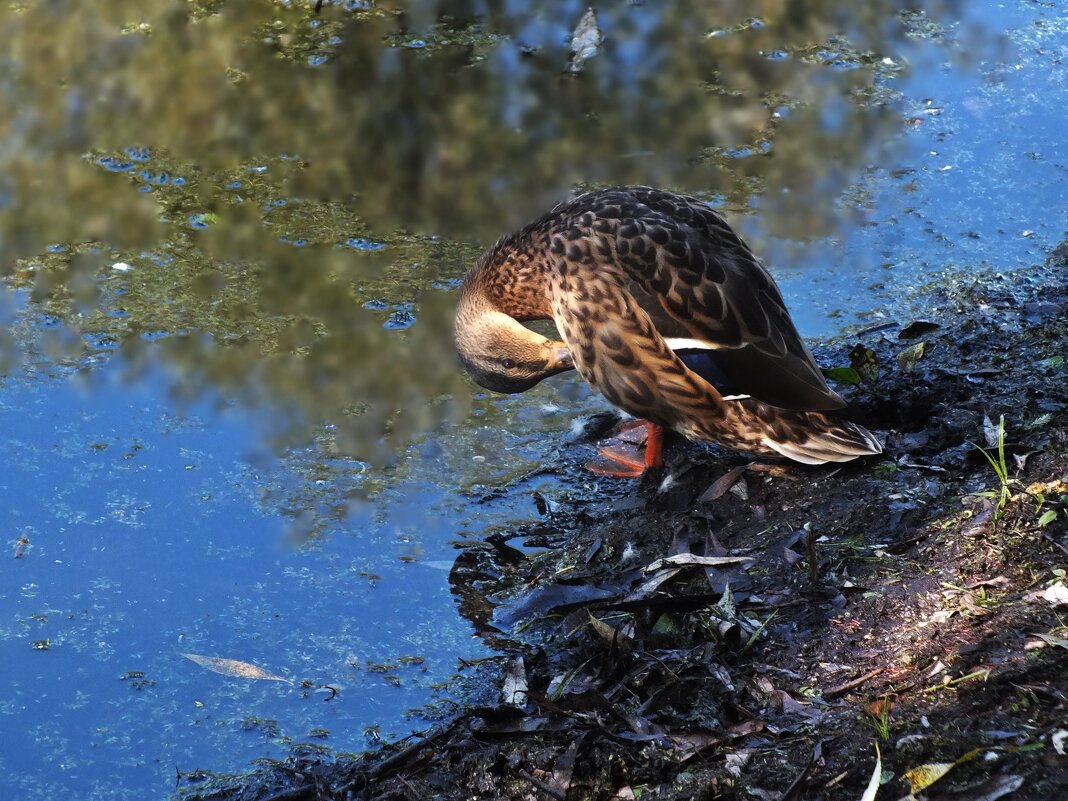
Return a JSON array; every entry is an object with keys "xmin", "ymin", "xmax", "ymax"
[{"xmin": 763, "ymin": 417, "xmax": 883, "ymax": 465}]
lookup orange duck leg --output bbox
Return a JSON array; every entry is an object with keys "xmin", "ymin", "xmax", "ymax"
[{"xmin": 586, "ymin": 421, "xmax": 665, "ymax": 477}]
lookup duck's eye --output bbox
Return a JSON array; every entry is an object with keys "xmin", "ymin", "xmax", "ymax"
[{"xmin": 501, "ymin": 358, "xmax": 517, "ymax": 370}]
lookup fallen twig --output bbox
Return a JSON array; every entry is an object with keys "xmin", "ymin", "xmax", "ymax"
[
  {"xmin": 1043, "ymin": 531, "xmax": 1068, "ymax": 559},
  {"xmin": 517, "ymin": 768, "xmax": 566, "ymax": 800},
  {"xmin": 781, "ymin": 740, "xmax": 822, "ymax": 801},
  {"xmin": 824, "ymin": 668, "xmax": 886, "ymax": 699},
  {"xmin": 806, "ymin": 524, "xmax": 819, "ymax": 584}
]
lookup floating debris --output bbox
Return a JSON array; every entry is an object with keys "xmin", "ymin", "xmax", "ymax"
[
  {"xmin": 567, "ymin": 7, "xmax": 602, "ymax": 73},
  {"xmin": 181, "ymin": 653, "xmax": 294, "ymax": 684}
]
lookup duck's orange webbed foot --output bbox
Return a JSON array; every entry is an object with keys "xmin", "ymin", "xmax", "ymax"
[{"xmin": 585, "ymin": 421, "xmax": 664, "ymax": 477}]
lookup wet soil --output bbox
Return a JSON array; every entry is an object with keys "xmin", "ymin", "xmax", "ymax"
[{"xmin": 181, "ymin": 254, "xmax": 1068, "ymax": 801}]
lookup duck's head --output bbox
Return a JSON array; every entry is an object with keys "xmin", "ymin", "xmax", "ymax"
[{"xmin": 455, "ymin": 305, "xmax": 574, "ymax": 395}]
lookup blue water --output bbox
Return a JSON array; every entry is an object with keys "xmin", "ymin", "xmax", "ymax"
[
  {"xmin": 759, "ymin": 4, "xmax": 1068, "ymax": 335},
  {"xmin": 0, "ymin": 360, "xmax": 582, "ymax": 799},
  {"xmin": 2, "ymin": 2, "xmax": 1068, "ymax": 800}
]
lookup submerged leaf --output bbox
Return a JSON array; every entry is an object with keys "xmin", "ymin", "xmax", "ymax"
[{"xmin": 181, "ymin": 653, "xmax": 293, "ymax": 684}]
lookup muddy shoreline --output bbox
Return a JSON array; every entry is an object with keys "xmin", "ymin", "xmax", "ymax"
[{"xmin": 182, "ymin": 256, "xmax": 1068, "ymax": 801}]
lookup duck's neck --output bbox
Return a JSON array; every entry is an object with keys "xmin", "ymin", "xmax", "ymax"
[{"xmin": 461, "ymin": 229, "xmax": 555, "ymax": 322}]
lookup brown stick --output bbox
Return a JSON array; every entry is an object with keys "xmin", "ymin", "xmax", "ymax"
[
  {"xmin": 806, "ymin": 524, "xmax": 819, "ymax": 584},
  {"xmin": 781, "ymin": 740, "xmax": 822, "ymax": 801},
  {"xmin": 516, "ymin": 769, "xmax": 566, "ymax": 800},
  {"xmin": 824, "ymin": 668, "xmax": 886, "ymax": 699}
]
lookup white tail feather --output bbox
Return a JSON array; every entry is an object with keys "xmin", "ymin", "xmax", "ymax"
[{"xmin": 764, "ymin": 423, "xmax": 882, "ymax": 465}]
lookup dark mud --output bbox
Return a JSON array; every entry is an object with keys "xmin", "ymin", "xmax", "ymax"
[{"xmin": 181, "ymin": 253, "xmax": 1068, "ymax": 801}]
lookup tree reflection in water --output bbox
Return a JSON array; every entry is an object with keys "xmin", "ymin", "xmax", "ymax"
[{"xmin": 0, "ymin": 0, "xmax": 966, "ymax": 466}]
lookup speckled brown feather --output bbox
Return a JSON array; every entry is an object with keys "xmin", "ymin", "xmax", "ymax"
[{"xmin": 456, "ymin": 186, "xmax": 882, "ymax": 464}]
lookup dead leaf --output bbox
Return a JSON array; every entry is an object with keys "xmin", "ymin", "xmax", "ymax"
[
  {"xmin": 698, "ymin": 465, "xmax": 748, "ymax": 502},
  {"xmin": 1023, "ymin": 581, "xmax": 1068, "ymax": 607},
  {"xmin": 667, "ymin": 732, "xmax": 722, "ymax": 760},
  {"xmin": 899, "ymin": 320, "xmax": 941, "ymax": 339},
  {"xmin": 1043, "ymin": 581, "xmax": 1068, "ymax": 606},
  {"xmin": 865, "ymin": 696, "xmax": 891, "ymax": 719},
  {"xmin": 849, "ymin": 344, "xmax": 880, "ymax": 385},
  {"xmin": 903, "ymin": 747, "xmax": 982, "ymax": 795},
  {"xmin": 724, "ymin": 748, "xmax": 754, "ymax": 778},
  {"xmin": 729, "ymin": 478, "xmax": 749, "ymax": 500},
  {"xmin": 181, "ymin": 653, "xmax": 293, "ymax": 684},
  {"xmin": 780, "ymin": 691, "xmax": 817, "ymax": 717},
  {"xmin": 982, "ymin": 413, "xmax": 1002, "ymax": 449},
  {"xmin": 897, "ymin": 341, "xmax": 927, "ymax": 372},
  {"xmin": 501, "ymin": 655, "xmax": 528, "ymax": 707},
  {"xmin": 1053, "ymin": 729, "xmax": 1067, "ymax": 755},
  {"xmin": 905, "ymin": 760, "xmax": 957, "ymax": 794},
  {"xmin": 953, "ymin": 774, "xmax": 1025, "ymax": 801},
  {"xmin": 1030, "ymin": 633, "xmax": 1068, "ymax": 650},
  {"xmin": 586, "ymin": 611, "xmax": 634, "ymax": 649},
  {"xmin": 627, "ymin": 566, "xmax": 682, "ymax": 600},
  {"xmin": 643, "ymin": 553, "xmax": 754, "ymax": 572},
  {"xmin": 552, "ymin": 740, "xmax": 578, "ymax": 793},
  {"xmin": 726, "ymin": 719, "xmax": 765, "ymax": 738},
  {"xmin": 496, "ymin": 582, "xmax": 617, "ymax": 627}
]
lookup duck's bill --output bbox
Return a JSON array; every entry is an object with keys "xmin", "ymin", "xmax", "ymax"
[{"xmin": 549, "ymin": 344, "xmax": 575, "ymax": 372}]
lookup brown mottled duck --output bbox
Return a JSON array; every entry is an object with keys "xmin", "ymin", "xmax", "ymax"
[{"xmin": 454, "ymin": 186, "xmax": 882, "ymax": 476}]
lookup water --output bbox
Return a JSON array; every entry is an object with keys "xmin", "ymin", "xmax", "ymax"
[{"xmin": 1, "ymin": 2, "xmax": 1065, "ymax": 798}]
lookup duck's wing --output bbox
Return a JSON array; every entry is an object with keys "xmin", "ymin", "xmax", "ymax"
[{"xmin": 586, "ymin": 187, "xmax": 845, "ymax": 412}]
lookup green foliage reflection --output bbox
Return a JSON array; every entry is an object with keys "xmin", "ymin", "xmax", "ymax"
[{"xmin": 0, "ymin": 0, "xmax": 960, "ymax": 461}]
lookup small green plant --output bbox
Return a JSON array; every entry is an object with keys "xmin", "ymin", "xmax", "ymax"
[
  {"xmin": 862, "ymin": 696, "xmax": 893, "ymax": 741},
  {"xmin": 739, "ymin": 611, "xmax": 777, "ymax": 655},
  {"xmin": 973, "ymin": 415, "xmax": 1012, "ymax": 518}
]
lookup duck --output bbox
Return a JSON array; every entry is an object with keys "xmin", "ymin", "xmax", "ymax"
[{"xmin": 454, "ymin": 186, "xmax": 882, "ymax": 476}]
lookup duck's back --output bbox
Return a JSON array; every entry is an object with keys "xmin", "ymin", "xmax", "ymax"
[{"xmin": 542, "ymin": 186, "xmax": 844, "ymax": 413}]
